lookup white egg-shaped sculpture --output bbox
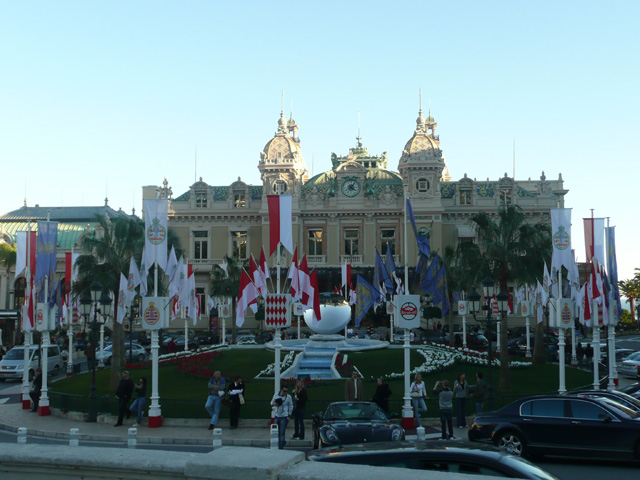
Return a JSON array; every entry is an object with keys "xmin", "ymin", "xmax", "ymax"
[{"xmin": 303, "ymin": 293, "xmax": 352, "ymax": 335}]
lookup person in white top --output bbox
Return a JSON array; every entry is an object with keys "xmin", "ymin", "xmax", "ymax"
[
  {"xmin": 271, "ymin": 385, "xmax": 293, "ymax": 449},
  {"xmin": 410, "ymin": 373, "xmax": 428, "ymax": 427}
]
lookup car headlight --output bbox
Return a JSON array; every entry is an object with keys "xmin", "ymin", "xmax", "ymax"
[
  {"xmin": 17, "ymin": 365, "xmax": 24, "ymax": 370},
  {"xmin": 391, "ymin": 427, "xmax": 403, "ymax": 441},
  {"xmin": 324, "ymin": 428, "xmax": 339, "ymax": 442}
]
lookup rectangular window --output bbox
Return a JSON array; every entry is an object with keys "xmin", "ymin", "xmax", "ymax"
[
  {"xmin": 193, "ymin": 231, "xmax": 208, "ymax": 260},
  {"xmin": 380, "ymin": 228, "xmax": 395, "ymax": 255},
  {"xmin": 460, "ymin": 190, "xmax": 471, "ymax": 205},
  {"xmin": 500, "ymin": 189, "xmax": 512, "ymax": 205},
  {"xmin": 232, "ymin": 231, "xmax": 248, "ymax": 259},
  {"xmin": 196, "ymin": 193, "xmax": 208, "ymax": 208},
  {"xmin": 308, "ymin": 228, "xmax": 323, "ymax": 256},
  {"xmin": 234, "ymin": 193, "xmax": 246, "ymax": 208},
  {"xmin": 344, "ymin": 228, "xmax": 359, "ymax": 256},
  {"xmin": 196, "ymin": 287, "xmax": 206, "ymax": 316}
]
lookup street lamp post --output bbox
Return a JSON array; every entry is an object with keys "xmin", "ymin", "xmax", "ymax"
[
  {"xmin": 467, "ymin": 277, "xmax": 509, "ymax": 412},
  {"xmin": 80, "ymin": 281, "xmax": 112, "ymax": 423},
  {"xmin": 126, "ymin": 299, "xmax": 138, "ymax": 364}
]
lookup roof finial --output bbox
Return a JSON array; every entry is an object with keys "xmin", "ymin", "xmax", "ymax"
[
  {"xmin": 281, "ymin": 90, "xmax": 284, "ymax": 115},
  {"xmin": 419, "ymin": 88, "xmax": 423, "ymax": 114}
]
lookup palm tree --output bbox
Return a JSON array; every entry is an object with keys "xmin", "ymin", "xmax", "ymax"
[
  {"xmin": 462, "ymin": 205, "xmax": 551, "ymax": 390},
  {"xmin": 619, "ymin": 278, "xmax": 640, "ymax": 322},
  {"xmin": 210, "ymin": 255, "xmax": 245, "ymax": 344},
  {"xmin": 0, "ymin": 242, "xmax": 16, "ymax": 269},
  {"xmin": 74, "ymin": 214, "xmax": 145, "ymax": 390}
]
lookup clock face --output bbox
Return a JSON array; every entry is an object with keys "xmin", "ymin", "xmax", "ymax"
[{"xmin": 342, "ymin": 179, "xmax": 360, "ymax": 197}]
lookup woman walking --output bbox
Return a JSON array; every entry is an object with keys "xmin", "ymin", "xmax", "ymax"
[
  {"xmin": 292, "ymin": 379, "xmax": 307, "ymax": 440},
  {"xmin": 409, "ymin": 373, "xmax": 428, "ymax": 427},
  {"xmin": 452, "ymin": 373, "xmax": 467, "ymax": 428},
  {"xmin": 129, "ymin": 377, "xmax": 147, "ymax": 426}
]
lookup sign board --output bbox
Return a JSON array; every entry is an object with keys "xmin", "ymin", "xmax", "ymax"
[
  {"xmin": 386, "ymin": 301, "xmax": 395, "ymax": 315},
  {"xmin": 394, "ymin": 295, "xmax": 420, "ymax": 329},
  {"xmin": 219, "ymin": 302, "xmax": 231, "ymax": 319},
  {"xmin": 293, "ymin": 302, "xmax": 305, "ymax": 316},
  {"xmin": 141, "ymin": 297, "xmax": 169, "ymax": 330},
  {"xmin": 520, "ymin": 300, "xmax": 531, "ymax": 317},
  {"xmin": 457, "ymin": 301, "xmax": 468, "ymax": 316},
  {"xmin": 553, "ymin": 298, "xmax": 574, "ymax": 329},
  {"xmin": 35, "ymin": 303, "xmax": 56, "ymax": 331},
  {"xmin": 265, "ymin": 294, "xmax": 291, "ymax": 329}
]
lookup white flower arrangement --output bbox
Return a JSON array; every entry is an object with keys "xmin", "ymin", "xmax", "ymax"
[
  {"xmin": 256, "ymin": 350, "xmax": 297, "ymax": 377},
  {"xmin": 384, "ymin": 345, "xmax": 531, "ymax": 379}
]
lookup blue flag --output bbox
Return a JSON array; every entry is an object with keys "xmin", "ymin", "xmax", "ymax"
[
  {"xmin": 35, "ymin": 221, "xmax": 58, "ymax": 302},
  {"xmin": 373, "ymin": 249, "xmax": 391, "ymax": 300},
  {"xmin": 355, "ymin": 274, "xmax": 382, "ymax": 327},
  {"xmin": 384, "ymin": 244, "xmax": 398, "ymax": 294},
  {"xmin": 407, "ymin": 198, "xmax": 430, "ymax": 257},
  {"xmin": 419, "ymin": 254, "xmax": 450, "ymax": 316}
]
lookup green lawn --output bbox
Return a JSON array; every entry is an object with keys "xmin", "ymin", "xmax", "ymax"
[{"xmin": 50, "ymin": 347, "xmax": 595, "ymax": 419}]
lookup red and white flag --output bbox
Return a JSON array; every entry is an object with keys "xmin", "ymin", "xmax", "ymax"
[
  {"xmin": 237, "ymin": 269, "xmax": 258, "ymax": 327},
  {"xmin": 267, "ymin": 194, "xmax": 293, "ymax": 255},
  {"xmin": 583, "ymin": 218, "xmax": 606, "ymax": 268},
  {"xmin": 15, "ymin": 231, "xmax": 37, "ymax": 279},
  {"xmin": 299, "ymin": 255, "xmax": 312, "ymax": 307},
  {"xmin": 309, "ymin": 269, "xmax": 321, "ymax": 323},
  {"xmin": 259, "ymin": 246, "xmax": 270, "ymax": 291},
  {"xmin": 287, "ymin": 246, "xmax": 300, "ymax": 302},
  {"xmin": 341, "ymin": 263, "xmax": 352, "ymax": 289},
  {"xmin": 250, "ymin": 255, "xmax": 267, "ymax": 298}
]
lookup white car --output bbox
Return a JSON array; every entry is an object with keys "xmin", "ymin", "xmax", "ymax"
[
  {"xmin": 96, "ymin": 343, "xmax": 147, "ymax": 365},
  {"xmin": 619, "ymin": 351, "xmax": 640, "ymax": 379}
]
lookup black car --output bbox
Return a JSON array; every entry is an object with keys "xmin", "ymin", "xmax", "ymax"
[
  {"xmin": 620, "ymin": 382, "xmax": 640, "ymax": 399},
  {"xmin": 312, "ymin": 401, "xmax": 404, "ymax": 449},
  {"xmin": 469, "ymin": 394, "xmax": 640, "ymax": 460},
  {"xmin": 307, "ymin": 441, "xmax": 559, "ymax": 479}
]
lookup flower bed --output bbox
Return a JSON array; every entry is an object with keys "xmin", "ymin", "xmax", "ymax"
[
  {"xmin": 384, "ymin": 344, "xmax": 532, "ymax": 379},
  {"xmin": 255, "ymin": 350, "xmax": 296, "ymax": 378}
]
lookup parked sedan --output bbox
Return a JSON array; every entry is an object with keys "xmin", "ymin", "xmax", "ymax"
[
  {"xmin": 312, "ymin": 402, "xmax": 404, "ymax": 449},
  {"xmin": 576, "ymin": 390, "xmax": 640, "ymax": 412},
  {"xmin": 469, "ymin": 394, "xmax": 640, "ymax": 460},
  {"xmin": 307, "ymin": 441, "xmax": 559, "ymax": 479},
  {"xmin": 619, "ymin": 351, "xmax": 640, "ymax": 379},
  {"xmin": 96, "ymin": 343, "xmax": 147, "ymax": 365}
]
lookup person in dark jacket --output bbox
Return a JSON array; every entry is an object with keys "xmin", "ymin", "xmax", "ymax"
[
  {"xmin": 115, "ymin": 370, "xmax": 134, "ymax": 426},
  {"xmin": 29, "ymin": 368, "xmax": 42, "ymax": 412},
  {"xmin": 292, "ymin": 379, "xmax": 308, "ymax": 440},
  {"xmin": 227, "ymin": 376, "xmax": 245, "ymax": 429},
  {"xmin": 371, "ymin": 377, "xmax": 392, "ymax": 413}
]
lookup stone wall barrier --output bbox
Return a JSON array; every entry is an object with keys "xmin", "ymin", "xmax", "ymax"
[
  {"xmin": 212, "ymin": 428, "xmax": 222, "ymax": 449},
  {"xmin": 69, "ymin": 428, "xmax": 79, "ymax": 447},
  {"xmin": 128, "ymin": 428, "xmax": 137, "ymax": 449},
  {"xmin": 17, "ymin": 427, "xmax": 26, "ymax": 444}
]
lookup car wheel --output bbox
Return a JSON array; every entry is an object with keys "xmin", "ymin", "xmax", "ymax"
[
  {"xmin": 496, "ymin": 431, "xmax": 526, "ymax": 457},
  {"xmin": 137, "ymin": 354, "xmax": 145, "ymax": 362}
]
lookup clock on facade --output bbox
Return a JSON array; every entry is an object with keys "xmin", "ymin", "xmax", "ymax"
[{"xmin": 341, "ymin": 179, "xmax": 361, "ymax": 197}]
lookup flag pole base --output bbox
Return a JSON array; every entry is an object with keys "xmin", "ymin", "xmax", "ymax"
[
  {"xmin": 22, "ymin": 398, "xmax": 31, "ymax": 410},
  {"xmin": 38, "ymin": 405, "xmax": 50, "ymax": 416},
  {"xmin": 148, "ymin": 415, "xmax": 162, "ymax": 428},
  {"xmin": 401, "ymin": 404, "xmax": 414, "ymax": 430}
]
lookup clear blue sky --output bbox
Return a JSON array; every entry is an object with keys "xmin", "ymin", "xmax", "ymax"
[{"xmin": 1, "ymin": 1, "xmax": 638, "ymax": 281}]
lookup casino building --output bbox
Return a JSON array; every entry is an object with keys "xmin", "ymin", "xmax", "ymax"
[{"xmin": 146, "ymin": 104, "xmax": 567, "ymax": 332}]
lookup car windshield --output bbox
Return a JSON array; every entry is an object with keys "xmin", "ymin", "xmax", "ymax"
[
  {"xmin": 3, "ymin": 348, "xmax": 29, "ymax": 360},
  {"xmin": 598, "ymin": 398, "xmax": 640, "ymax": 419},
  {"xmin": 325, "ymin": 403, "xmax": 388, "ymax": 421},
  {"xmin": 501, "ymin": 455, "xmax": 560, "ymax": 480},
  {"xmin": 625, "ymin": 352, "xmax": 640, "ymax": 361}
]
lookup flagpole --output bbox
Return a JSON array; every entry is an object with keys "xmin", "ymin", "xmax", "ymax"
[
  {"xmin": 524, "ymin": 286, "xmax": 531, "ymax": 358},
  {"xmin": 149, "ymin": 258, "xmax": 162, "ymax": 427},
  {"xmin": 606, "ymin": 218, "xmax": 616, "ymax": 391},
  {"xmin": 21, "ymin": 220, "xmax": 32, "ymax": 410},
  {"xmin": 274, "ymin": 243, "xmax": 281, "ymax": 396},
  {"xmin": 558, "ymin": 267, "xmax": 566, "ymax": 394},
  {"xmin": 67, "ymin": 247, "xmax": 74, "ymax": 376},
  {"xmin": 401, "ymin": 185, "xmax": 413, "ymax": 430}
]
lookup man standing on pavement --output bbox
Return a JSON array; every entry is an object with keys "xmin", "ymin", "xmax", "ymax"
[
  {"xmin": 115, "ymin": 370, "xmax": 134, "ymax": 426},
  {"xmin": 271, "ymin": 385, "xmax": 293, "ymax": 449},
  {"xmin": 468, "ymin": 371, "xmax": 487, "ymax": 414},
  {"xmin": 205, "ymin": 370, "xmax": 225, "ymax": 430},
  {"xmin": 345, "ymin": 369, "xmax": 363, "ymax": 401}
]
